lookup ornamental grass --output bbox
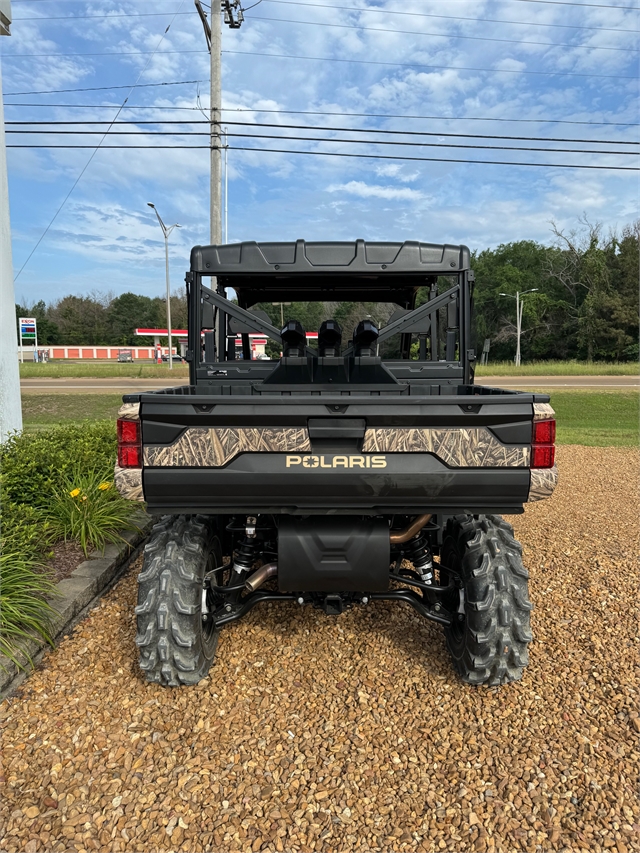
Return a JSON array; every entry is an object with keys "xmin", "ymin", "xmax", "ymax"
[
  {"xmin": 44, "ymin": 467, "xmax": 140, "ymax": 556},
  {"xmin": 0, "ymin": 552, "xmax": 59, "ymax": 670}
]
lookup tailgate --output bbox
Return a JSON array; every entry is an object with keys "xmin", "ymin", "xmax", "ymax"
[{"xmin": 136, "ymin": 392, "xmax": 542, "ymax": 515}]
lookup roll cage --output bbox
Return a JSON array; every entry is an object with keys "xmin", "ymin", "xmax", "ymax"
[{"xmin": 185, "ymin": 239, "xmax": 476, "ymax": 387}]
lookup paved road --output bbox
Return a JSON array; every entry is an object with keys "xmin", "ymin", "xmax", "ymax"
[{"xmin": 20, "ymin": 375, "xmax": 639, "ymax": 393}]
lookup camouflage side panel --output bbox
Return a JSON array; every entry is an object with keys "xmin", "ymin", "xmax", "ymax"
[
  {"xmin": 118, "ymin": 401, "xmax": 140, "ymax": 421},
  {"xmin": 528, "ymin": 465, "xmax": 559, "ymax": 502},
  {"xmin": 114, "ymin": 465, "xmax": 144, "ymax": 502},
  {"xmin": 362, "ymin": 427, "xmax": 530, "ymax": 468},
  {"xmin": 533, "ymin": 403, "xmax": 555, "ymax": 421},
  {"xmin": 144, "ymin": 427, "xmax": 312, "ymax": 468}
]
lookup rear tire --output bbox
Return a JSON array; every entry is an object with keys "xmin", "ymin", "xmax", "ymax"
[
  {"xmin": 440, "ymin": 514, "xmax": 533, "ymax": 686},
  {"xmin": 135, "ymin": 514, "xmax": 223, "ymax": 686}
]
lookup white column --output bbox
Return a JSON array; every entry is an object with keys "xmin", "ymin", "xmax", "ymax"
[{"xmin": 0, "ymin": 48, "xmax": 23, "ymax": 442}]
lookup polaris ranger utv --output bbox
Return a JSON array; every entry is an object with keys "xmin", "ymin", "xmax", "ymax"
[{"xmin": 115, "ymin": 240, "xmax": 557, "ymax": 687}]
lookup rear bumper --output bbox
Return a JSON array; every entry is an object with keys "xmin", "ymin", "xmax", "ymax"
[{"xmin": 142, "ymin": 452, "xmax": 530, "ymax": 515}]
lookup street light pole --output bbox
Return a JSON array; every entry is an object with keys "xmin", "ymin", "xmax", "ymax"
[
  {"xmin": 499, "ymin": 289, "xmax": 539, "ymax": 367},
  {"xmin": 148, "ymin": 203, "xmax": 180, "ymax": 370}
]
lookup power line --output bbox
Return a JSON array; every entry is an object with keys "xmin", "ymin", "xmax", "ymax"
[
  {"xmin": 11, "ymin": 0, "xmax": 640, "ymax": 6},
  {"xmin": 13, "ymin": 10, "xmax": 192, "ymax": 19},
  {"xmin": 232, "ymin": 146, "xmax": 639, "ymax": 170},
  {"xmin": 13, "ymin": 0, "xmax": 639, "ymax": 32},
  {"xmin": 2, "ymin": 49, "xmax": 207, "ymax": 57},
  {"xmin": 2, "ymin": 47, "xmax": 635, "ymax": 80},
  {"xmin": 246, "ymin": 13, "xmax": 640, "ymax": 52},
  {"xmin": 510, "ymin": 0, "xmax": 637, "ymax": 8},
  {"xmin": 10, "ymin": 129, "xmax": 637, "ymax": 156},
  {"xmin": 5, "ymin": 102, "xmax": 639, "ymax": 128},
  {"xmin": 4, "ymin": 80, "xmax": 205, "ymax": 96},
  {"xmin": 7, "ymin": 119, "xmax": 638, "ymax": 146},
  {"xmin": 4, "ymin": 20, "xmax": 638, "ymax": 56},
  {"xmin": 4, "ymin": 103, "xmax": 210, "ymax": 109},
  {"xmin": 223, "ymin": 49, "xmax": 637, "ymax": 81},
  {"xmin": 225, "ymin": 107, "xmax": 640, "ymax": 128},
  {"xmin": 265, "ymin": 0, "xmax": 640, "ymax": 33},
  {"xmin": 7, "ymin": 143, "xmax": 638, "ymax": 171},
  {"xmin": 13, "ymin": 3, "xmax": 190, "ymax": 280}
]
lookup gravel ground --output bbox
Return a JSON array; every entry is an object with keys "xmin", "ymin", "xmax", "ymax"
[{"xmin": 1, "ymin": 446, "xmax": 638, "ymax": 853}]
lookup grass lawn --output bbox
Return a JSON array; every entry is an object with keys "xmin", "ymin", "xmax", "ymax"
[
  {"xmin": 20, "ymin": 390, "xmax": 638, "ymax": 447},
  {"xmin": 21, "ymin": 394, "xmax": 123, "ymax": 431},
  {"xmin": 548, "ymin": 391, "xmax": 638, "ymax": 447},
  {"xmin": 19, "ymin": 362, "xmax": 189, "ymax": 379},
  {"xmin": 475, "ymin": 360, "xmax": 639, "ymax": 376}
]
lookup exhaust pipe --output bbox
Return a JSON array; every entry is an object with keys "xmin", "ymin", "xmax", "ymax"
[
  {"xmin": 390, "ymin": 514, "xmax": 432, "ymax": 545},
  {"xmin": 245, "ymin": 562, "xmax": 278, "ymax": 592}
]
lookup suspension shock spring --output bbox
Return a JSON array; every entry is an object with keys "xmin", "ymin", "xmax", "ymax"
[
  {"xmin": 233, "ymin": 536, "xmax": 260, "ymax": 575},
  {"xmin": 403, "ymin": 533, "xmax": 434, "ymax": 584}
]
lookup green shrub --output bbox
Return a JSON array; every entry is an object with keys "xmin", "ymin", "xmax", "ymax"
[
  {"xmin": 0, "ymin": 421, "xmax": 117, "ymax": 507},
  {"xmin": 0, "ymin": 551, "xmax": 59, "ymax": 670},
  {"xmin": 1, "ymin": 501, "xmax": 50, "ymax": 555},
  {"xmin": 43, "ymin": 466, "xmax": 140, "ymax": 556}
]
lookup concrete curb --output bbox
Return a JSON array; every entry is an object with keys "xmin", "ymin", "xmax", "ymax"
[{"xmin": 0, "ymin": 510, "xmax": 154, "ymax": 701}]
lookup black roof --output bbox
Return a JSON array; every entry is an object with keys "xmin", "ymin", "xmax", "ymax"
[
  {"xmin": 191, "ymin": 239, "xmax": 470, "ymax": 275},
  {"xmin": 190, "ymin": 240, "xmax": 470, "ymax": 307}
]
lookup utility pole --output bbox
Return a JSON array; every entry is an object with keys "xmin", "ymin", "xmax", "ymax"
[
  {"xmin": 0, "ymin": 0, "xmax": 22, "ymax": 442},
  {"xmin": 223, "ymin": 127, "xmax": 229, "ymax": 243},
  {"xmin": 195, "ymin": 0, "xmax": 243, "ymax": 246}
]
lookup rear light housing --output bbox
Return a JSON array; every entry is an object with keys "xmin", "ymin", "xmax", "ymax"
[
  {"xmin": 117, "ymin": 418, "xmax": 141, "ymax": 468},
  {"xmin": 531, "ymin": 418, "xmax": 556, "ymax": 469}
]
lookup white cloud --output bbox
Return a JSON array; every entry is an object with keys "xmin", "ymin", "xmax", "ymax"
[
  {"xmin": 4, "ymin": 0, "xmax": 638, "ymax": 301},
  {"xmin": 374, "ymin": 164, "xmax": 420, "ymax": 183},
  {"xmin": 327, "ymin": 181, "xmax": 425, "ymax": 201}
]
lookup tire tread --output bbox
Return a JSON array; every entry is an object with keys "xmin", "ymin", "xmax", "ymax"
[
  {"xmin": 443, "ymin": 513, "xmax": 533, "ymax": 686},
  {"xmin": 136, "ymin": 514, "xmax": 219, "ymax": 687}
]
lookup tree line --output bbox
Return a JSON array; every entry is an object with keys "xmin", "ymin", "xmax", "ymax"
[
  {"xmin": 15, "ymin": 220, "xmax": 638, "ymax": 361},
  {"xmin": 14, "ymin": 291, "xmax": 189, "ymax": 347}
]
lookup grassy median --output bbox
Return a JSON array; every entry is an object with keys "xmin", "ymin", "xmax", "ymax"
[
  {"xmin": 475, "ymin": 360, "xmax": 638, "ymax": 376},
  {"xmin": 21, "ymin": 394, "xmax": 123, "ymax": 430},
  {"xmin": 20, "ymin": 390, "xmax": 639, "ymax": 447},
  {"xmin": 19, "ymin": 362, "xmax": 190, "ymax": 379}
]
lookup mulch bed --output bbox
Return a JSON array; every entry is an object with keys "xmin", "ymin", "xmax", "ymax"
[{"xmin": 43, "ymin": 540, "xmax": 87, "ymax": 583}]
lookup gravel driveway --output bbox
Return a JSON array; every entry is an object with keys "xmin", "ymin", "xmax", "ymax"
[{"xmin": 1, "ymin": 446, "xmax": 638, "ymax": 853}]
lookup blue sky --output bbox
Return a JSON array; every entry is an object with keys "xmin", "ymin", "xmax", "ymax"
[{"xmin": 1, "ymin": 0, "xmax": 638, "ymax": 305}]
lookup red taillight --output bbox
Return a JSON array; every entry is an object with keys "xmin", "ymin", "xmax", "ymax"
[
  {"xmin": 118, "ymin": 444, "xmax": 142, "ymax": 468},
  {"xmin": 117, "ymin": 418, "xmax": 141, "ymax": 469},
  {"xmin": 532, "ymin": 418, "xmax": 555, "ymax": 469},
  {"xmin": 532, "ymin": 444, "xmax": 555, "ymax": 468},
  {"xmin": 533, "ymin": 419, "xmax": 556, "ymax": 445}
]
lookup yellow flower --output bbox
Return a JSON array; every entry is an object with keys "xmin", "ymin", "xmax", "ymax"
[
  {"xmin": 69, "ymin": 488, "xmax": 81, "ymax": 498},
  {"xmin": 98, "ymin": 482, "xmax": 112, "ymax": 491},
  {"xmin": 81, "ymin": 495, "xmax": 88, "ymax": 501}
]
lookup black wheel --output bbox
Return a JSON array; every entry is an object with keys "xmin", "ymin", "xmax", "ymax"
[
  {"xmin": 135, "ymin": 514, "xmax": 224, "ymax": 686},
  {"xmin": 439, "ymin": 514, "xmax": 533, "ymax": 686}
]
